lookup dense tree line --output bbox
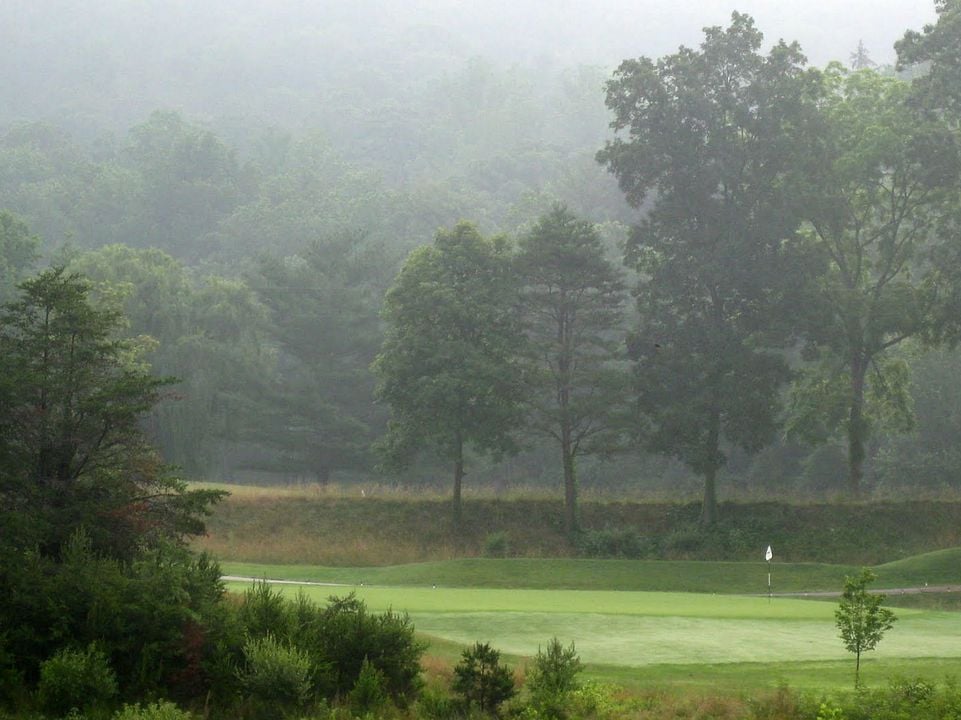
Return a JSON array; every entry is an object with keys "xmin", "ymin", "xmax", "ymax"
[{"xmin": 1, "ymin": 5, "xmax": 960, "ymax": 534}]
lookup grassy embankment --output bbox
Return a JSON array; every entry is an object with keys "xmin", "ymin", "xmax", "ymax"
[{"xmin": 194, "ymin": 482, "xmax": 961, "ymax": 565}]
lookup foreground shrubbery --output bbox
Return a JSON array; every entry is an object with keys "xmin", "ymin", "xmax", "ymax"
[{"xmin": 0, "ymin": 539, "xmax": 424, "ymax": 719}]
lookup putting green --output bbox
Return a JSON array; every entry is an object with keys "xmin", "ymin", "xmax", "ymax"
[{"xmin": 225, "ymin": 581, "xmax": 959, "ymax": 668}]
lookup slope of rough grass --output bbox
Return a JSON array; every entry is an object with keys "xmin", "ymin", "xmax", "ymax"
[{"xmin": 194, "ymin": 487, "xmax": 961, "ymax": 565}]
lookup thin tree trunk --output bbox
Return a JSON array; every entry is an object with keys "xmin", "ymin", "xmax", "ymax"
[
  {"xmin": 561, "ymin": 436, "xmax": 578, "ymax": 537},
  {"xmin": 700, "ymin": 407, "xmax": 721, "ymax": 526},
  {"xmin": 848, "ymin": 355, "xmax": 867, "ymax": 499},
  {"xmin": 701, "ymin": 466, "xmax": 718, "ymax": 526},
  {"xmin": 452, "ymin": 436, "xmax": 464, "ymax": 525}
]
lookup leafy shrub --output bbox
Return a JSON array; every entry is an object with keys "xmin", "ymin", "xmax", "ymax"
[
  {"xmin": 349, "ymin": 657, "xmax": 388, "ymax": 715},
  {"xmin": 525, "ymin": 638, "xmax": 582, "ymax": 719},
  {"xmin": 113, "ymin": 700, "xmax": 195, "ymax": 720},
  {"xmin": 237, "ymin": 634, "xmax": 312, "ymax": 719},
  {"xmin": 576, "ymin": 527, "xmax": 651, "ymax": 559},
  {"xmin": 483, "ymin": 531, "xmax": 511, "ymax": 558},
  {"xmin": 240, "ymin": 581, "xmax": 292, "ymax": 640},
  {"xmin": 414, "ymin": 687, "xmax": 457, "ymax": 720},
  {"xmin": 37, "ymin": 644, "xmax": 118, "ymax": 717},
  {"xmin": 452, "ymin": 642, "xmax": 515, "ymax": 716},
  {"xmin": 815, "ymin": 699, "xmax": 845, "ymax": 720},
  {"xmin": 315, "ymin": 594, "xmax": 424, "ymax": 706},
  {"xmin": 0, "ymin": 633, "xmax": 23, "ymax": 705},
  {"xmin": 566, "ymin": 682, "xmax": 621, "ymax": 720},
  {"xmin": 661, "ymin": 523, "xmax": 709, "ymax": 556}
]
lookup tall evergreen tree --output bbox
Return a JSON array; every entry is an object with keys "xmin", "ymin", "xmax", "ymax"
[
  {"xmin": 0, "ymin": 267, "xmax": 221, "ymax": 559},
  {"xmin": 253, "ymin": 233, "xmax": 391, "ymax": 483},
  {"xmin": 515, "ymin": 206, "xmax": 626, "ymax": 536}
]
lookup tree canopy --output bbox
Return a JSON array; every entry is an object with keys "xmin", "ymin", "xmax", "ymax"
[
  {"xmin": 598, "ymin": 13, "xmax": 821, "ymax": 523},
  {"xmin": 0, "ymin": 267, "xmax": 222, "ymax": 559},
  {"xmin": 788, "ymin": 66, "xmax": 961, "ymax": 496},
  {"xmin": 373, "ymin": 222, "xmax": 524, "ymax": 522},
  {"xmin": 516, "ymin": 205, "xmax": 627, "ymax": 535}
]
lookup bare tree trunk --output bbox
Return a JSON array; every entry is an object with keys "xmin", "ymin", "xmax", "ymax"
[
  {"xmin": 848, "ymin": 355, "xmax": 867, "ymax": 499},
  {"xmin": 700, "ymin": 407, "xmax": 721, "ymax": 526},
  {"xmin": 561, "ymin": 435, "xmax": 578, "ymax": 537},
  {"xmin": 452, "ymin": 436, "xmax": 464, "ymax": 525}
]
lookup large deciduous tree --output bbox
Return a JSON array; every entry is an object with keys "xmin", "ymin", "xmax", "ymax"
[
  {"xmin": 788, "ymin": 67, "xmax": 961, "ymax": 497},
  {"xmin": 373, "ymin": 222, "xmax": 524, "ymax": 523},
  {"xmin": 515, "ymin": 205, "xmax": 627, "ymax": 536},
  {"xmin": 597, "ymin": 13, "xmax": 820, "ymax": 524}
]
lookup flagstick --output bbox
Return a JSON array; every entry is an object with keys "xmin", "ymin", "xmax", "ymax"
[{"xmin": 764, "ymin": 545, "xmax": 773, "ymax": 602}]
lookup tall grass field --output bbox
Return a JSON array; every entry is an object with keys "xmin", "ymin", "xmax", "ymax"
[{"xmin": 193, "ymin": 485, "xmax": 961, "ymax": 565}]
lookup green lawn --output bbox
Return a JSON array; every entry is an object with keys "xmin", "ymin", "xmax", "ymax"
[
  {"xmin": 224, "ymin": 580, "xmax": 961, "ymax": 688},
  {"xmin": 221, "ymin": 547, "xmax": 961, "ymax": 593},
  {"xmin": 221, "ymin": 558, "xmax": 852, "ymax": 593},
  {"xmin": 221, "ymin": 551, "xmax": 961, "ymax": 692}
]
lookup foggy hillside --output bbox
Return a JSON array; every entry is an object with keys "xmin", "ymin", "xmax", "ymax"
[{"xmin": 1, "ymin": 0, "xmax": 935, "ymax": 133}]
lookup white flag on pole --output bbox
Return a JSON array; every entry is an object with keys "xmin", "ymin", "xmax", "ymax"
[{"xmin": 765, "ymin": 545, "xmax": 773, "ymax": 562}]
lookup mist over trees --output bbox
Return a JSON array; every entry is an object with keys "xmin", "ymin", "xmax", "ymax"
[{"xmin": 1, "ymin": 0, "xmax": 960, "ymax": 528}]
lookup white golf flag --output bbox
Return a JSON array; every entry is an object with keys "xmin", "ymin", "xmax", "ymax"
[{"xmin": 765, "ymin": 545, "xmax": 773, "ymax": 562}]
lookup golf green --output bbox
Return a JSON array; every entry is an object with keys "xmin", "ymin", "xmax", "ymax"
[{"xmin": 224, "ymin": 581, "xmax": 959, "ymax": 668}]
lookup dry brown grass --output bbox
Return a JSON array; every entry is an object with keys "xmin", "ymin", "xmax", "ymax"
[{"xmin": 192, "ymin": 482, "xmax": 961, "ymax": 566}]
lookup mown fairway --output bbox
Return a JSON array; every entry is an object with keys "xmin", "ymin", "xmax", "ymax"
[{"xmin": 223, "ymin": 553, "xmax": 961, "ymax": 691}]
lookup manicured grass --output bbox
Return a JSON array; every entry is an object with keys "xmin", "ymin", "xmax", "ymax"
[
  {"xmin": 221, "ymin": 557, "xmax": 854, "ymax": 593},
  {"xmin": 220, "ymin": 547, "xmax": 961, "ymax": 593},
  {"xmin": 592, "ymin": 657, "xmax": 961, "ymax": 693},
  {"xmin": 224, "ymin": 579, "xmax": 961, "ymax": 690}
]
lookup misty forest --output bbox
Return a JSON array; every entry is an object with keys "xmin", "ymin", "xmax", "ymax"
[{"xmin": 3, "ymin": 2, "xmax": 961, "ymax": 719}]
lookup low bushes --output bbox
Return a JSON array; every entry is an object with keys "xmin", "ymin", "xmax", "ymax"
[{"xmin": 37, "ymin": 645, "xmax": 118, "ymax": 718}]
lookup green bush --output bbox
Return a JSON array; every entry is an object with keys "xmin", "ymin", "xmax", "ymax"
[
  {"xmin": 0, "ymin": 633, "xmax": 23, "ymax": 706},
  {"xmin": 240, "ymin": 581, "xmax": 292, "ymax": 640},
  {"xmin": 37, "ymin": 645, "xmax": 118, "ymax": 718},
  {"xmin": 315, "ymin": 594, "xmax": 424, "ymax": 706},
  {"xmin": 414, "ymin": 687, "xmax": 457, "ymax": 720},
  {"xmin": 237, "ymin": 634, "xmax": 312, "ymax": 719},
  {"xmin": 483, "ymin": 531, "xmax": 511, "ymax": 558},
  {"xmin": 452, "ymin": 642, "xmax": 515, "ymax": 716},
  {"xmin": 525, "ymin": 638, "xmax": 582, "ymax": 719},
  {"xmin": 113, "ymin": 700, "xmax": 195, "ymax": 720},
  {"xmin": 349, "ymin": 657, "xmax": 388, "ymax": 716},
  {"xmin": 576, "ymin": 527, "xmax": 651, "ymax": 559},
  {"xmin": 2, "ymin": 535, "xmax": 227, "ymax": 702}
]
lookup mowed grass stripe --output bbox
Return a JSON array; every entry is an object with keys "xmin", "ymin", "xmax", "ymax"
[
  {"xmin": 220, "ymin": 558, "xmax": 857, "ymax": 593},
  {"xmin": 220, "ymin": 548, "xmax": 961, "ymax": 593},
  {"xmin": 224, "ymin": 581, "xmax": 849, "ymax": 618}
]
